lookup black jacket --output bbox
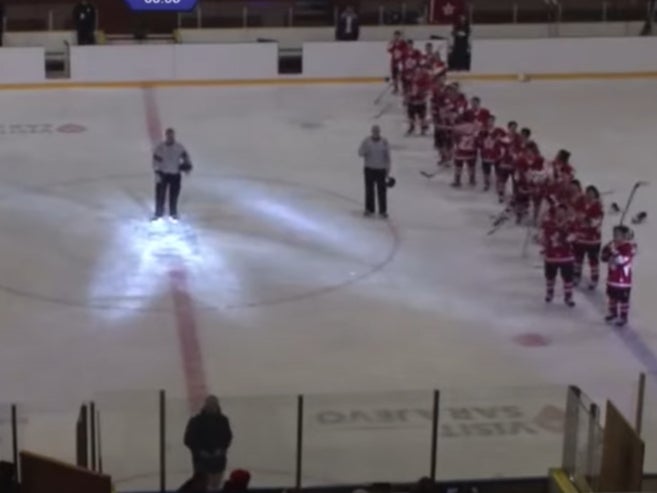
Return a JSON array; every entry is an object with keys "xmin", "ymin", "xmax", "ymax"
[
  {"xmin": 335, "ymin": 13, "xmax": 360, "ymax": 41},
  {"xmin": 73, "ymin": 2, "xmax": 96, "ymax": 30},
  {"xmin": 184, "ymin": 411, "xmax": 233, "ymax": 454}
]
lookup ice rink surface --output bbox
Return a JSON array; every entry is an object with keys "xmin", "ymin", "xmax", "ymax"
[{"xmin": 1, "ymin": 79, "xmax": 657, "ymax": 488}]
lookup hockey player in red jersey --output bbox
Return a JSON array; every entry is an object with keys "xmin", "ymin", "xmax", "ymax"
[
  {"xmin": 496, "ymin": 121, "xmax": 520, "ymax": 203},
  {"xmin": 400, "ymin": 41, "xmax": 421, "ymax": 97},
  {"xmin": 551, "ymin": 149, "xmax": 575, "ymax": 183},
  {"xmin": 573, "ymin": 185, "xmax": 604, "ymax": 289},
  {"xmin": 521, "ymin": 142, "xmax": 546, "ymax": 223},
  {"xmin": 568, "ymin": 180, "xmax": 586, "ymax": 213},
  {"xmin": 451, "ymin": 112, "xmax": 479, "ymax": 187},
  {"xmin": 406, "ymin": 66, "xmax": 431, "ymax": 135},
  {"xmin": 430, "ymin": 50, "xmax": 448, "ymax": 78},
  {"xmin": 512, "ymin": 165, "xmax": 532, "ymax": 224},
  {"xmin": 540, "ymin": 203, "xmax": 577, "ymax": 306},
  {"xmin": 449, "ymin": 82, "xmax": 468, "ymax": 114},
  {"xmin": 465, "ymin": 96, "xmax": 491, "ymax": 128},
  {"xmin": 435, "ymin": 83, "xmax": 461, "ymax": 166},
  {"xmin": 387, "ymin": 31, "xmax": 406, "ymax": 94},
  {"xmin": 601, "ymin": 225, "xmax": 637, "ymax": 327},
  {"xmin": 431, "ymin": 76, "xmax": 448, "ymax": 160},
  {"xmin": 422, "ymin": 42, "xmax": 435, "ymax": 67},
  {"xmin": 477, "ymin": 114, "xmax": 505, "ymax": 192}
]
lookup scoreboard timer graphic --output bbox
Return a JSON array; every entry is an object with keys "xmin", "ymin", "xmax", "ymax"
[{"xmin": 124, "ymin": 0, "xmax": 197, "ymax": 11}]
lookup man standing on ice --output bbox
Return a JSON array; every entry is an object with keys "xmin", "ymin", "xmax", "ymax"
[
  {"xmin": 359, "ymin": 125, "xmax": 391, "ymax": 218},
  {"xmin": 152, "ymin": 127, "xmax": 193, "ymax": 222}
]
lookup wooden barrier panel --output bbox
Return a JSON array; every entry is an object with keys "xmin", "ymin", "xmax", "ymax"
[
  {"xmin": 20, "ymin": 451, "xmax": 111, "ymax": 493},
  {"xmin": 599, "ymin": 401, "xmax": 644, "ymax": 492}
]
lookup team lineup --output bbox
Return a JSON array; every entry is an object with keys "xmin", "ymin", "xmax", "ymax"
[{"xmin": 386, "ymin": 31, "xmax": 643, "ymax": 328}]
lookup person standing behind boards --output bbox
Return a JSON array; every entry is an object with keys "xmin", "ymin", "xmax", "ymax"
[
  {"xmin": 184, "ymin": 396, "xmax": 233, "ymax": 492},
  {"xmin": 72, "ymin": 0, "xmax": 96, "ymax": 45},
  {"xmin": 152, "ymin": 127, "xmax": 193, "ymax": 222},
  {"xmin": 335, "ymin": 6, "xmax": 360, "ymax": 41},
  {"xmin": 359, "ymin": 125, "xmax": 391, "ymax": 218}
]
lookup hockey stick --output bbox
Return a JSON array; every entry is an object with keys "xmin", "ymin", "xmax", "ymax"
[
  {"xmin": 373, "ymin": 79, "xmax": 393, "ymax": 105},
  {"xmin": 521, "ymin": 223, "xmax": 533, "ymax": 258},
  {"xmin": 421, "ymin": 161, "xmax": 452, "ymax": 179},
  {"xmin": 619, "ymin": 181, "xmax": 649, "ymax": 225},
  {"xmin": 487, "ymin": 209, "xmax": 511, "ymax": 235},
  {"xmin": 420, "ymin": 168, "xmax": 441, "ymax": 179},
  {"xmin": 373, "ymin": 101, "xmax": 393, "ymax": 119}
]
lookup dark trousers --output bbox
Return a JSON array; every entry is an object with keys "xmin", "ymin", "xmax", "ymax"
[
  {"xmin": 154, "ymin": 172, "xmax": 182, "ymax": 218},
  {"xmin": 449, "ymin": 41, "xmax": 471, "ymax": 71},
  {"xmin": 545, "ymin": 261, "xmax": 574, "ymax": 283},
  {"xmin": 76, "ymin": 28, "xmax": 95, "ymax": 45},
  {"xmin": 544, "ymin": 261, "xmax": 575, "ymax": 300},
  {"xmin": 364, "ymin": 167, "xmax": 387, "ymax": 214},
  {"xmin": 607, "ymin": 285, "xmax": 631, "ymax": 319},
  {"xmin": 573, "ymin": 242, "xmax": 601, "ymax": 281}
]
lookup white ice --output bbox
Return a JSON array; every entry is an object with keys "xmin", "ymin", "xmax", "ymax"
[{"xmin": 0, "ymin": 80, "xmax": 656, "ymax": 490}]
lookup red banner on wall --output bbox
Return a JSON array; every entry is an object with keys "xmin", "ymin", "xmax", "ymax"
[{"xmin": 428, "ymin": 0, "xmax": 465, "ymax": 24}]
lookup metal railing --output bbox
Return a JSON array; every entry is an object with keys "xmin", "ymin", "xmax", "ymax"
[
  {"xmin": 2, "ymin": 376, "xmax": 653, "ymax": 492},
  {"xmin": 1, "ymin": 0, "xmax": 652, "ymax": 32}
]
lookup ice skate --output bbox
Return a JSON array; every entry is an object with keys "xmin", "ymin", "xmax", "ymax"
[
  {"xmin": 565, "ymin": 296, "xmax": 575, "ymax": 308},
  {"xmin": 615, "ymin": 317, "xmax": 628, "ymax": 328}
]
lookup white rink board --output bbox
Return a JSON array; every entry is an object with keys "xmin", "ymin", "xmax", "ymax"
[
  {"xmin": 70, "ymin": 44, "xmax": 278, "ymax": 82},
  {"xmin": 471, "ymin": 37, "xmax": 657, "ymax": 75},
  {"xmin": 302, "ymin": 40, "xmax": 449, "ymax": 78},
  {"xmin": 0, "ymin": 47, "xmax": 45, "ymax": 83},
  {"xmin": 173, "ymin": 44, "xmax": 278, "ymax": 80},
  {"xmin": 70, "ymin": 45, "xmax": 175, "ymax": 82}
]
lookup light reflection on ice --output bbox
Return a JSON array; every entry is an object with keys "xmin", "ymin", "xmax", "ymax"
[{"xmin": 88, "ymin": 217, "xmax": 221, "ymax": 317}]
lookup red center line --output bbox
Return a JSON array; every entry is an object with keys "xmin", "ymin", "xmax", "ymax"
[{"xmin": 142, "ymin": 86, "xmax": 208, "ymax": 412}]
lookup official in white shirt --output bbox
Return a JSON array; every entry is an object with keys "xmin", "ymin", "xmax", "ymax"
[
  {"xmin": 152, "ymin": 128, "xmax": 193, "ymax": 221},
  {"xmin": 358, "ymin": 125, "xmax": 391, "ymax": 218}
]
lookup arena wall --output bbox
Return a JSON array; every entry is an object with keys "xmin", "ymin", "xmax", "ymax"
[
  {"xmin": 471, "ymin": 37, "xmax": 657, "ymax": 76},
  {"xmin": 2, "ymin": 35, "xmax": 657, "ymax": 87},
  {"xmin": 177, "ymin": 22, "xmax": 644, "ymax": 45},
  {"xmin": 69, "ymin": 43, "xmax": 279, "ymax": 82},
  {"xmin": 0, "ymin": 48, "xmax": 46, "ymax": 83},
  {"xmin": 303, "ymin": 40, "xmax": 449, "ymax": 78}
]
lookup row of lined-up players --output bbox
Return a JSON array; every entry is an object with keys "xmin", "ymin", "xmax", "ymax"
[{"xmin": 386, "ymin": 31, "xmax": 637, "ymax": 327}]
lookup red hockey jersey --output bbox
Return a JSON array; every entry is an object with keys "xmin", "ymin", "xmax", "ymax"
[
  {"xmin": 401, "ymin": 50, "xmax": 422, "ymax": 80},
  {"xmin": 408, "ymin": 69, "xmax": 431, "ymax": 104},
  {"xmin": 552, "ymin": 158, "xmax": 575, "ymax": 181},
  {"xmin": 541, "ymin": 218, "xmax": 576, "ymax": 263},
  {"xmin": 574, "ymin": 199, "xmax": 604, "ymax": 245},
  {"xmin": 463, "ymin": 107, "xmax": 491, "ymax": 127},
  {"xmin": 499, "ymin": 133, "xmax": 522, "ymax": 170},
  {"xmin": 602, "ymin": 240, "xmax": 636, "ymax": 288},
  {"xmin": 514, "ymin": 169, "xmax": 532, "ymax": 197},
  {"xmin": 454, "ymin": 123, "xmax": 479, "ymax": 160},
  {"xmin": 478, "ymin": 127, "xmax": 505, "ymax": 162},
  {"xmin": 388, "ymin": 39, "xmax": 407, "ymax": 66}
]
